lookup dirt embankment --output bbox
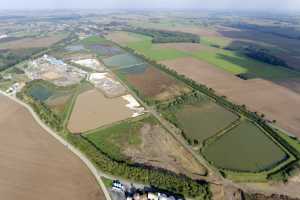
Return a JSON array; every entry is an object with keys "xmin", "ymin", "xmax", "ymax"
[
  {"xmin": 123, "ymin": 123, "xmax": 207, "ymax": 179},
  {"xmin": 0, "ymin": 94, "xmax": 104, "ymax": 200},
  {"xmin": 160, "ymin": 57, "xmax": 300, "ymax": 137}
]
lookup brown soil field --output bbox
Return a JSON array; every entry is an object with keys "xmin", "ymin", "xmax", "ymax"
[
  {"xmin": 68, "ymin": 89, "xmax": 133, "ymax": 133},
  {"xmin": 0, "ymin": 34, "xmax": 66, "ymax": 50},
  {"xmin": 0, "ymin": 94, "xmax": 104, "ymax": 200},
  {"xmin": 126, "ymin": 66, "xmax": 190, "ymax": 101},
  {"xmin": 157, "ymin": 26, "xmax": 220, "ymax": 37},
  {"xmin": 106, "ymin": 31, "xmax": 142, "ymax": 45},
  {"xmin": 156, "ymin": 43, "xmax": 215, "ymax": 53},
  {"xmin": 160, "ymin": 57, "xmax": 300, "ymax": 137},
  {"xmin": 123, "ymin": 123, "xmax": 207, "ymax": 178}
]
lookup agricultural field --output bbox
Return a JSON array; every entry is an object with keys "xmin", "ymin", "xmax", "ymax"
[
  {"xmin": 0, "ymin": 32, "xmax": 67, "ymax": 50},
  {"xmin": 118, "ymin": 64, "xmax": 191, "ymax": 101},
  {"xmin": 105, "ymin": 31, "xmax": 145, "ymax": 45},
  {"xmin": 67, "ymin": 89, "xmax": 143, "ymax": 133},
  {"xmin": 202, "ymin": 121, "xmax": 289, "ymax": 173},
  {"xmin": 160, "ymin": 57, "xmax": 300, "ymax": 138},
  {"xmin": 0, "ymin": 94, "xmax": 104, "ymax": 200},
  {"xmin": 0, "ymin": 32, "xmax": 69, "ymax": 72},
  {"xmin": 109, "ymin": 31, "xmax": 300, "ymax": 80},
  {"xmin": 85, "ymin": 115, "xmax": 207, "ymax": 178}
]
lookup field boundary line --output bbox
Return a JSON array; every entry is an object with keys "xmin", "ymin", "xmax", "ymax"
[{"xmin": 0, "ymin": 91, "xmax": 112, "ymax": 200}]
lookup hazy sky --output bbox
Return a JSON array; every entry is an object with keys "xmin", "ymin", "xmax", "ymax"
[{"xmin": 2, "ymin": 0, "xmax": 300, "ymax": 11}]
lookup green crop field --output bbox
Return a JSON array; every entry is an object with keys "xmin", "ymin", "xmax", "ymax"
[
  {"xmin": 123, "ymin": 32, "xmax": 300, "ymax": 80},
  {"xmin": 174, "ymin": 100, "xmax": 239, "ymax": 143},
  {"xmin": 102, "ymin": 53, "xmax": 144, "ymax": 68},
  {"xmin": 127, "ymin": 35, "xmax": 189, "ymax": 61},
  {"xmin": 81, "ymin": 36, "xmax": 110, "ymax": 46},
  {"xmin": 191, "ymin": 49, "xmax": 300, "ymax": 79},
  {"xmin": 202, "ymin": 121, "xmax": 289, "ymax": 172},
  {"xmin": 84, "ymin": 116, "xmax": 156, "ymax": 161}
]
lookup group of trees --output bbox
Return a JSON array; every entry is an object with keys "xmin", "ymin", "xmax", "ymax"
[
  {"xmin": 243, "ymin": 47, "xmax": 288, "ymax": 67},
  {"xmin": 225, "ymin": 41, "xmax": 289, "ymax": 68},
  {"xmin": 0, "ymin": 48, "xmax": 43, "ymax": 71},
  {"xmin": 66, "ymin": 134, "xmax": 211, "ymax": 199},
  {"xmin": 127, "ymin": 28, "xmax": 200, "ymax": 43},
  {"xmin": 17, "ymin": 82, "xmax": 63, "ymax": 131},
  {"xmin": 230, "ymin": 22, "xmax": 300, "ymax": 40},
  {"xmin": 123, "ymin": 46, "xmax": 300, "ymax": 181},
  {"xmin": 16, "ymin": 80, "xmax": 210, "ymax": 199}
]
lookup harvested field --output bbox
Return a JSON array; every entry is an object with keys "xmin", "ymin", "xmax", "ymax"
[
  {"xmin": 175, "ymin": 101, "xmax": 238, "ymax": 143},
  {"xmin": 0, "ymin": 33, "xmax": 67, "ymax": 50},
  {"xmin": 106, "ymin": 31, "xmax": 143, "ymax": 45},
  {"xmin": 0, "ymin": 94, "xmax": 104, "ymax": 200},
  {"xmin": 160, "ymin": 57, "xmax": 300, "ymax": 137},
  {"xmin": 86, "ymin": 117, "xmax": 207, "ymax": 178},
  {"xmin": 68, "ymin": 89, "xmax": 142, "ymax": 133},
  {"xmin": 202, "ymin": 120, "xmax": 288, "ymax": 172},
  {"xmin": 120, "ymin": 65, "xmax": 190, "ymax": 101}
]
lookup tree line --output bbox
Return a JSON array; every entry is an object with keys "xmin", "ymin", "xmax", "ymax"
[{"xmin": 126, "ymin": 27, "xmax": 200, "ymax": 43}]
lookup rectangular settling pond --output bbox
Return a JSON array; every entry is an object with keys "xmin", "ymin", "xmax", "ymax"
[{"xmin": 202, "ymin": 120, "xmax": 288, "ymax": 172}]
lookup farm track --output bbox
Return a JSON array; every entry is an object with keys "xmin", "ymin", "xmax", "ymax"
[
  {"xmin": 5, "ymin": 37, "xmax": 300, "ymax": 199},
  {"xmin": 0, "ymin": 91, "xmax": 112, "ymax": 200},
  {"xmin": 105, "ymin": 44, "xmax": 300, "ymax": 198}
]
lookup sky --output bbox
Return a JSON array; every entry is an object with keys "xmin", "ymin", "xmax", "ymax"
[{"xmin": 1, "ymin": 0, "xmax": 300, "ymax": 11}]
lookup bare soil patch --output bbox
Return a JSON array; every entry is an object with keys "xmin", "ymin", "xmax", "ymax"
[
  {"xmin": 68, "ymin": 89, "xmax": 133, "ymax": 133},
  {"xmin": 0, "ymin": 94, "xmax": 104, "ymax": 200},
  {"xmin": 0, "ymin": 34, "xmax": 66, "ymax": 50},
  {"xmin": 126, "ymin": 66, "xmax": 190, "ymax": 101},
  {"xmin": 160, "ymin": 57, "xmax": 300, "ymax": 137},
  {"xmin": 123, "ymin": 123, "xmax": 207, "ymax": 178}
]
